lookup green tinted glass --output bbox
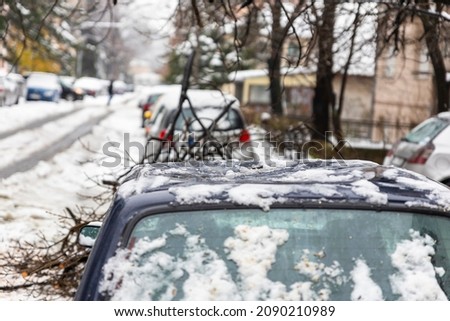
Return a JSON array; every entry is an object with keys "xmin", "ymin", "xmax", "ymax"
[{"xmin": 100, "ymin": 209, "xmax": 450, "ymax": 301}]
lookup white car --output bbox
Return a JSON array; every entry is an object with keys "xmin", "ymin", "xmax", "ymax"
[
  {"xmin": 6, "ymin": 73, "xmax": 25, "ymax": 105},
  {"xmin": 144, "ymin": 89, "xmax": 253, "ymax": 161},
  {"xmin": 383, "ymin": 112, "xmax": 450, "ymax": 186},
  {"xmin": 73, "ymin": 77, "xmax": 107, "ymax": 97},
  {"xmin": 0, "ymin": 74, "xmax": 16, "ymax": 106},
  {"xmin": 138, "ymin": 85, "xmax": 181, "ymax": 127}
]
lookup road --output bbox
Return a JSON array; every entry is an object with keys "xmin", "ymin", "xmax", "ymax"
[
  {"xmin": 0, "ymin": 106, "xmax": 83, "ymax": 140},
  {"xmin": 0, "ymin": 110, "xmax": 109, "ymax": 179},
  {"xmin": 0, "ymin": 95, "xmax": 137, "ymax": 179}
]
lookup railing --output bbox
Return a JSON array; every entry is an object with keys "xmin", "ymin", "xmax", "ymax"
[
  {"xmin": 242, "ymin": 104, "xmax": 417, "ymax": 147},
  {"xmin": 341, "ymin": 118, "xmax": 417, "ymax": 145}
]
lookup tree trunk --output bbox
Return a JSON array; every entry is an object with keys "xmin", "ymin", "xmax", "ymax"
[
  {"xmin": 268, "ymin": 1, "xmax": 283, "ymax": 116},
  {"xmin": 419, "ymin": 11, "xmax": 449, "ymax": 114},
  {"xmin": 193, "ymin": 29, "xmax": 202, "ymax": 86},
  {"xmin": 334, "ymin": 5, "xmax": 361, "ymax": 142},
  {"xmin": 312, "ymin": 1, "xmax": 337, "ymax": 140}
]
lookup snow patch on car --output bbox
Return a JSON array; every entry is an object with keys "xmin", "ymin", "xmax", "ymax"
[
  {"xmin": 405, "ymin": 201, "xmax": 440, "ymax": 209},
  {"xmin": 175, "ymin": 228, "xmax": 240, "ymax": 300},
  {"xmin": 227, "ymin": 185, "xmax": 290, "ymax": 211},
  {"xmin": 99, "ymin": 235, "xmax": 184, "ymax": 300},
  {"xmin": 169, "ymin": 184, "xmax": 226, "ymax": 204},
  {"xmin": 120, "ymin": 175, "xmax": 172, "ymax": 197},
  {"xmin": 224, "ymin": 225, "xmax": 290, "ymax": 300},
  {"xmin": 278, "ymin": 168, "xmax": 356, "ymax": 183},
  {"xmin": 292, "ymin": 252, "xmax": 345, "ymax": 301},
  {"xmin": 351, "ymin": 180, "xmax": 388, "ymax": 204},
  {"xmin": 383, "ymin": 168, "xmax": 450, "ymax": 210},
  {"xmin": 350, "ymin": 259, "xmax": 383, "ymax": 300},
  {"xmin": 170, "ymin": 183, "xmax": 342, "ymax": 211},
  {"xmin": 389, "ymin": 230, "xmax": 447, "ymax": 301}
]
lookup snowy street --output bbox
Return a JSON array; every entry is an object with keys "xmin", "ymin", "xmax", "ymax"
[
  {"xmin": 0, "ymin": 93, "xmax": 145, "ymax": 299},
  {"xmin": 2, "ymin": 0, "xmax": 450, "ymax": 308}
]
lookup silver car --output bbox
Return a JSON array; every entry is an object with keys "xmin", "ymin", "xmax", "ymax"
[
  {"xmin": 383, "ymin": 112, "xmax": 450, "ymax": 186},
  {"xmin": 0, "ymin": 74, "xmax": 17, "ymax": 106}
]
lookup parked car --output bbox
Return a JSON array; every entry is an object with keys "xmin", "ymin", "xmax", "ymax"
[
  {"xmin": 138, "ymin": 85, "xmax": 180, "ymax": 127},
  {"xmin": 144, "ymin": 89, "xmax": 252, "ymax": 160},
  {"xmin": 26, "ymin": 72, "xmax": 62, "ymax": 102},
  {"xmin": 383, "ymin": 112, "xmax": 450, "ymax": 186},
  {"xmin": 112, "ymin": 80, "xmax": 127, "ymax": 94},
  {"xmin": 73, "ymin": 77, "xmax": 106, "ymax": 97},
  {"xmin": 76, "ymin": 160, "xmax": 450, "ymax": 301},
  {"xmin": 0, "ymin": 73, "xmax": 16, "ymax": 106},
  {"xmin": 59, "ymin": 76, "xmax": 85, "ymax": 101},
  {"xmin": 6, "ymin": 73, "xmax": 25, "ymax": 104}
]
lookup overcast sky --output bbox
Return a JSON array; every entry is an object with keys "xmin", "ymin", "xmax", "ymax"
[{"xmin": 118, "ymin": 0, "xmax": 178, "ymax": 70}]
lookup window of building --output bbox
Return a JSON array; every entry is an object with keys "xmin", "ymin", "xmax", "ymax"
[
  {"xmin": 287, "ymin": 42, "xmax": 300, "ymax": 61},
  {"xmin": 249, "ymin": 85, "xmax": 270, "ymax": 104},
  {"xmin": 417, "ymin": 45, "xmax": 430, "ymax": 79},
  {"xmin": 384, "ymin": 45, "xmax": 397, "ymax": 78}
]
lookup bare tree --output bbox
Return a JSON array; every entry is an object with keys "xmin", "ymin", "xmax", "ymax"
[
  {"xmin": 333, "ymin": 4, "xmax": 361, "ymax": 142},
  {"xmin": 417, "ymin": 0, "xmax": 449, "ymax": 113},
  {"xmin": 312, "ymin": 0, "xmax": 337, "ymax": 140},
  {"xmin": 378, "ymin": 1, "xmax": 450, "ymax": 115},
  {"xmin": 261, "ymin": 1, "xmax": 307, "ymax": 115}
]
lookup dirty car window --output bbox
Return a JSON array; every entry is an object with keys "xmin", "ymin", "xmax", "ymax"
[
  {"xmin": 100, "ymin": 209, "xmax": 450, "ymax": 301},
  {"xmin": 174, "ymin": 107, "xmax": 243, "ymax": 131}
]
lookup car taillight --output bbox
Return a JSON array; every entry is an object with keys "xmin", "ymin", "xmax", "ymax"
[
  {"xmin": 239, "ymin": 129, "xmax": 251, "ymax": 143},
  {"xmin": 159, "ymin": 129, "xmax": 173, "ymax": 141},
  {"xmin": 143, "ymin": 103, "xmax": 150, "ymax": 111},
  {"xmin": 407, "ymin": 143, "xmax": 435, "ymax": 164}
]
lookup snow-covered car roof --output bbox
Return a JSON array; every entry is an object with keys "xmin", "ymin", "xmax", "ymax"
[
  {"xmin": 6, "ymin": 72, "xmax": 25, "ymax": 83},
  {"xmin": 73, "ymin": 77, "xmax": 106, "ymax": 90},
  {"xmin": 138, "ymin": 84, "xmax": 181, "ymax": 104},
  {"xmin": 437, "ymin": 112, "xmax": 450, "ymax": 121},
  {"xmin": 76, "ymin": 159, "xmax": 450, "ymax": 301},
  {"xmin": 118, "ymin": 160, "xmax": 450, "ymax": 212},
  {"xmin": 141, "ymin": 84, "xmax": 181, "ymax": 96},
  {"xmin": 26, "ymin": 72, "xmax": 61, "ymax": 90}
]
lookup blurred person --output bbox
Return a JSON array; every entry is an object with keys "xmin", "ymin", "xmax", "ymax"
[{"xmin": 107, "ymin": 79, "xmax": 114, "ymax": 106}]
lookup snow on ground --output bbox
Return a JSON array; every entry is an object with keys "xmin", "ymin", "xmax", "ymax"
[
  {"xmin": 345, "ymin": 137, "xmax": 392, "ymax": 150},
  {"xmin": 0, "ymin": 100, "xmax": 77, "ymax": 136},
  {"xmin": 0, "ymin": 93, "xmax": 144, "ymax": 300},
  {"xmin": 0, "ymin": 107, "xmax": 105, "ymax": 169}
]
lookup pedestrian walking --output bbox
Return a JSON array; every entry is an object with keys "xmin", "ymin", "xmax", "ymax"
[{"xmin": 107, "ymin": 79, "xmax": 114, "ymax": 106}]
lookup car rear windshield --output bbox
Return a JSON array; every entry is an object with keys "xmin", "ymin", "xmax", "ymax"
[
  {"xmin": 404, "ymin": 117, "xmax": 449, "ymax": 144},
  {"xmin": 172, "ymin": 107, "xmax": 244, "ymax": 131},
  {"xmin": 147, "ymin": 93, "xmax": 163, "ymax": 104},
  {"xmin": 99, "ymin": 208, "xmax": 450, "ymax": 301}
]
